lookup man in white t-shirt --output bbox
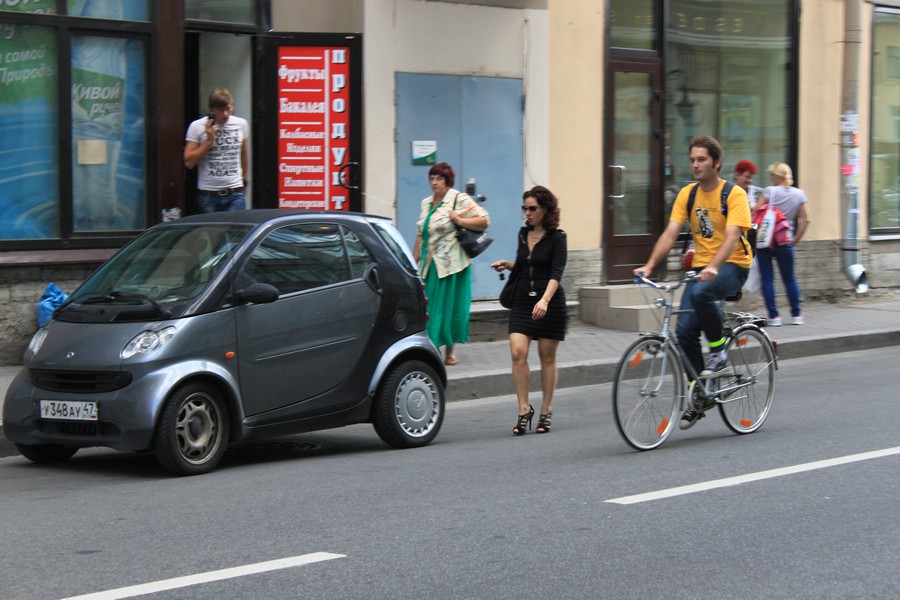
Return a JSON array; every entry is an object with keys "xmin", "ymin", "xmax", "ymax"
[{"xmin": 184, "ymin": 88, "xmax": 249, "ymax": 212}]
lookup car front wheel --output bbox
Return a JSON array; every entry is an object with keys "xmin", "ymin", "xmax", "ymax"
[
  {"xmin": 373, "ymin": 360, "xmax": 444, "ymax": 448},
  {"xmin": 153, "ymin": 382, "xmax": 230, "ymax": 476}
]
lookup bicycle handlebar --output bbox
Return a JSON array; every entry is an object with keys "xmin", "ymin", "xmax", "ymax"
[{"xmin": 633, "ymin": 271, "xmax": 699, "ymax": 291}]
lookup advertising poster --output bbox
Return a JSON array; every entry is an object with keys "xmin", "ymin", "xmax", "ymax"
[
  {"xmin": 0, "ymin": 15, "xmax": 59, "ymax": 239},
  {"xmin": 71, "ymin": 32, "xmax": 145, "ymax": 232},
  {"xmin": 277, "ymin": 46, "xmax": 351, "ymax": 211}
]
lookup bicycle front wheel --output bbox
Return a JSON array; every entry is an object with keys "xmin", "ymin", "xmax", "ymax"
[
  {"xmin": 719, "ymin": 326, "xmax": 776, "ymax": 433},
  {"xmin": 612, "ymin": 337, "xmax": 684, "ymax": 450}
]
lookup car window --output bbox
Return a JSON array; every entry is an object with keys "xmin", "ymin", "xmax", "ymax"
[
  {"xmin": 243, "ymin": 223, "xmax": 352, "ymax": 295},
  {"xmin": 370, "ymin": 221, "xmax": 417, "ymax": 274},
  {"xmin": 342, "ymin": 226, "xmax": 375, "ymax": 279}
]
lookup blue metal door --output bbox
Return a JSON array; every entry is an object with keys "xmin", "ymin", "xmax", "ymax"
[{"xmin": 395, "ymin": 73, "xmax": 524, "ymax": 299}]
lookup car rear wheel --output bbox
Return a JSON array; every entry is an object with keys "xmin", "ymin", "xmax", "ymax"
[
  {"xmin": 15, "ymin": 443, "xmax": 78, "ymax": 463},
  {"xmin": 373, "ymin": 360, "xmax": 444, "ymax": 448},
  {"xmin": 153, "ymin": 382, "xmax": 229, "ymax": 476}
]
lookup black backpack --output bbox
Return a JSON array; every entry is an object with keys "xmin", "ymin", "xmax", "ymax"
[{"xmin": 684, "ymin": 181, "xmax": 755, "ymax": 258}]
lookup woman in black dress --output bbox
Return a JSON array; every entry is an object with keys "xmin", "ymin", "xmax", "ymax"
[{"xmin": 491, "ymin": 186, "xmax": 567, "ymax": 436}]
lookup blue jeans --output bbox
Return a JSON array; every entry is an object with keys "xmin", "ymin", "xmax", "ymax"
[
  {"xmin": 197, "ymin": 191, "xmax": 246, "ymax": 213},
  {"xmin": 756, "ymin": 244, "xmax": 801, "ymax": 319},
  {"xmin": 676, "ymin": 262, "xmax": 749, "ymax": 377}
]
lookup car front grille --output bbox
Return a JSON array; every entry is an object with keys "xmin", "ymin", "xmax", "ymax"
[
  {"xmin": 29, "ymin": 370, "xmax": 132, "ymax": 393},
  {"xmin": 41, "ymin": 421, "xmax": 99, "ymax": 436}
]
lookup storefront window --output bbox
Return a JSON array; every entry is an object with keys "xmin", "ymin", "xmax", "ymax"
[
  {"xmin": 71, "ymin": 35, "xmax": 146, "ymax": 231},
  {"xmin": 67, "ymin": 0, "xmax": 148, "ymax": 20},
  {"xmin": 0, "ymin": 24, "xmax": 59, "ymax": 239},
  {"xmin": 665, "ymin": 0, "xmax": 792, "ymax": 191},
  {"xmin": 871, "ymin": 7, "xmax": 900, "ymax": 231},
  {"xmin": 610, "ymin": 0, "xmax": 656, "ymax": 51},
  {"xmin": 0, "ymin": 0, "xmax": 55, "ymax": 15},
  {"xmin": 185, "ymin": 0, "xmax": 256, "ymax": 25}
]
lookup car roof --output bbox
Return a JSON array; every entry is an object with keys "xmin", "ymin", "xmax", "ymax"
[{"xmin": 165, "ymin": 209, "xmax": 392, "ymax": 228}]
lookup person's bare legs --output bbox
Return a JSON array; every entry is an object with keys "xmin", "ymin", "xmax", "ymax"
[
  {"xmin": 509, "ymin": 333, "xmax": 532, "ymax": 414},
  {"xmin": 444, "ymin": 345, "xmax": 457, "ymax": 366},
  {"xmin": 536, "ymin": 338, "xmax": 559, "ymax": 433}
]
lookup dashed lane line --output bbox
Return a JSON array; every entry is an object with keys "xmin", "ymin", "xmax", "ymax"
[
  {"xmin": 606, "ymin": 446, "xmax": 900, "ymax": 505},
  {"xmin": 59, "ymin": 552, "xmax": 346, "ymax": 600}
]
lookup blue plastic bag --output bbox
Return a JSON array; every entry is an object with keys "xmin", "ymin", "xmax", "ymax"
[{"xmin": 37, "ymin": 282, "xmax": 68, "ymax": 327}]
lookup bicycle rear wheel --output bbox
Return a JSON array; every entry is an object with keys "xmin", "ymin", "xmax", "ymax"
[
  {"xmin": 612, "ymin": 337, "xmax": 683, "ymax": 450},
  {"xmin": 719, "ymin": 326, "xmax": 776, "ymax": 433}
]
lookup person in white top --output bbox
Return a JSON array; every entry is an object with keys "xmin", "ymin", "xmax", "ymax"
[
  {"xmin": 184, "ymin": 88, "xmax": 249, "ymax": 212},
  {"xmin": 756, "ymin": 162, "xmax": 811, "ymax": 326}
]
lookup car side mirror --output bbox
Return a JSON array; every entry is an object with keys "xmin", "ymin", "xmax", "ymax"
[{"xmin": 233, "ymin": 282, "xmax": 279, "ymax": 305}]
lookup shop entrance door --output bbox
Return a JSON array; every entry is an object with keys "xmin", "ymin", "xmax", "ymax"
[{"xmin": 604, "ymin": 58, "xmax": 664, "ymax": 283}]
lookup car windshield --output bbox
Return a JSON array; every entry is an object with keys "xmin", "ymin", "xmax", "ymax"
[{"xmin": 68, "ymin": 224, "xmax": 251, "ymax": 309}]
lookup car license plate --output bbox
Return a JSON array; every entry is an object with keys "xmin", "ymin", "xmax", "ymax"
[{"xmin": 39, "ymin": 400, "xmax": 98, "ymax": 421}]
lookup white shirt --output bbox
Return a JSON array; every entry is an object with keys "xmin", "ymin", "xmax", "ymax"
[{"xmin": 185, "ymin": 115, "xmax": 249, "ymax": 190}]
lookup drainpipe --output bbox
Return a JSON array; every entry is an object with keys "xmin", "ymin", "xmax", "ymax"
[{"xmin": 840, "ymin": 0, "xmax": 869, "ymax": 293}]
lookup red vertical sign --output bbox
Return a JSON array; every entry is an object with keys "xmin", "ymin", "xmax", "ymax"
[{"xmin": 277, "ymin": 46, "xmax": 351, "ymax": 210}]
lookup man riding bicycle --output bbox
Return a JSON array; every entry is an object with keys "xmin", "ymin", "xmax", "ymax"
[{"xmin": 634, "ymin": 135, "xmax": 752, "ymax": 428}]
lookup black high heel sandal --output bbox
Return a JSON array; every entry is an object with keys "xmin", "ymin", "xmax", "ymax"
[
  {"xmin": 536, "ymin": 411, "xmax": 552, "ymax": 434},
  {"xmin": 513, "ymin": 405, "xmax": 534, "ymax": 436}
]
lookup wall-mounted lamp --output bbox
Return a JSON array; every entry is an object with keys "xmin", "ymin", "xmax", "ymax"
[{"xmin": 675, "ymin": 85, "xmax": 694, "ymax": 123}]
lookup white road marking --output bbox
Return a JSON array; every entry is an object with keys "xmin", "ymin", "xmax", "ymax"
[
  {"xmin": 606, "ymin": 446, "xmax": 900, "ymax": 505},
  {"xmin": 60, "ymin": 552, "xmax": 346, "ymax": 600}
]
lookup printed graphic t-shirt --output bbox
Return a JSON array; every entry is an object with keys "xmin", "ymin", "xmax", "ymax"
[
  {"xmin": 669, "ymin": 180, "xmax": 753, "ymax": 269},
  {"xmin": 185, "ymin": 115, "xmax": 249, "ymax": 191}
]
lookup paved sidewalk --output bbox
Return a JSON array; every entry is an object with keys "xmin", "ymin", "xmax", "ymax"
[
  {"xmin": 445, "ymin": 296, "xmax": 900, "ymax": 401},
  {"xmin": 1, "ymin": 295, "xmax": 899, "ymax": 414}
]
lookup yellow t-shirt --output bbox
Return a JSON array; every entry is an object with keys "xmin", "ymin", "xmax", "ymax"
[{"xmin": 670, "ymin": 181, "xmax": 753, "ymax": 269}]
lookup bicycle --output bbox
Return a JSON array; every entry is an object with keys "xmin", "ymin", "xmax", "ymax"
[{"xmin": 612, "ymin": 272, "xmax": 778, "ymax": 450}]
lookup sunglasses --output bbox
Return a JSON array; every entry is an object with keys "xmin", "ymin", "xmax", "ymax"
[{"xmin": 521, "ymin": 205, "xmax": 540, "ymax": 213}]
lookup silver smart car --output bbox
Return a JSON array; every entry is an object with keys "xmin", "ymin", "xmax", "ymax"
[{"xmin": 3, "ymin": 210, "xmax": 446, "ymax": 475}]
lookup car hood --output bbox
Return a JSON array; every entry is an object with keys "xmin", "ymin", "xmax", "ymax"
[{"xmin": 29, "ymin": 319, "xmax": 176, "ymax": 370}]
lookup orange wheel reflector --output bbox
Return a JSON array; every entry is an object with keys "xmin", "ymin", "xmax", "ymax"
[
  {"xmin": 737, "ymin": 337, "xmax": 747, "ymax": 346},
  {"xmin": 740, "ymin": 419, "xmax": 753, "ymax": 427},
  {"xmin": 657, "ymin": 418, "xmax": 669, "ymax": 436},
  {"xmin": 629, "ymin": 352, "xmax": 644, "ymax": 368}
]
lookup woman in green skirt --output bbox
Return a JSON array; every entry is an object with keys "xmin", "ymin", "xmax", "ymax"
[{"xmin": 413, "ymin": 162, "xmax": 489, "ymax": 365}]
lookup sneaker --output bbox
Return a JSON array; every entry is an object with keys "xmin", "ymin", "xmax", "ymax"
[
  {"xmin": 792, "ymin": 314, "xmax": 805, "ymax": 325},
  {"xmin": 699, "ymin": 353, "xmax": 732, "ymax": 379},
  {"xmin": 679, "ymin": 408, "xmax": 701, "ymax": 430},
  {"xmin": 767, "ymin": 316, "xmax": 782, "ymax": 327}
]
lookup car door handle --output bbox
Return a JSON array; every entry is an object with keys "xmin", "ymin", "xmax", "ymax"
[{"xmin": 364, "ymin": 263, "xmax": 382, "ymax": 294}]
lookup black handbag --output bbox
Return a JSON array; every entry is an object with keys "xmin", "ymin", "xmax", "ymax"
[
  {"xmin": 499, "ymin": 266, "xmax": 518, "ymax": 308},
  {"xmin": 453, "ymin": 194, "xmax": 493, "ymax": 258}
]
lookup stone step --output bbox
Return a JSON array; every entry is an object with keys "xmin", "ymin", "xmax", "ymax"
[{"xmin": 578, "ymin": 284, "xmax": 684, "ymax": 332}]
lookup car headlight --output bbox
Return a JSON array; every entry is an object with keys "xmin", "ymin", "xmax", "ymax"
[
  {"xmin": 121, "ymin": 326, "xmax": 177, "ymax": 359},
  {"xmin": 27, "ymin": 328, "xmax": 48, "ymax": 356}
]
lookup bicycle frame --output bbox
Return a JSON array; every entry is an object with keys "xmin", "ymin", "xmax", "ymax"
[{"xmin": 633, "ymin": 272, "xmax": 777, "ymax": 410}]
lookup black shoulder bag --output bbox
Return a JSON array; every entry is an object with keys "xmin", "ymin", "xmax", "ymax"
[{"xmin": 453, "ymin": 193, "xmax": 493, "ymax": 258}]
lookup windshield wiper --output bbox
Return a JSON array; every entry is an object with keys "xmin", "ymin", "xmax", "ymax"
[{"xmin": 77, "ymin": 291, "xmax": 173, "ymax": 318}]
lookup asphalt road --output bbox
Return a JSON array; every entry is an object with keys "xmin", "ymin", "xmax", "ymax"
[{"xmin": 2, "ymin": 348, "xmax": 899, "ymax": 599}]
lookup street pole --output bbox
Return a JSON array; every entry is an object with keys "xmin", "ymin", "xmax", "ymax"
[{"xmin": 840, "ymin": 0, "xmax": 869, "ymax": 293}]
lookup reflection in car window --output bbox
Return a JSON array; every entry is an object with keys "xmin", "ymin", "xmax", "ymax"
[
  {"xmin": 72, "ymin": 225, "xmax": 250, "ymax": 304},
  {"xmin": 371, "ymin": 221, "xmax": 417, "ymax": 273},
  {"xmin": 244, "ymin": 223, "xmax": 353, "ymax": 295},
  {"xmin": 342, "ymin": 226, "xmax": 375, "ymax": 279}
]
